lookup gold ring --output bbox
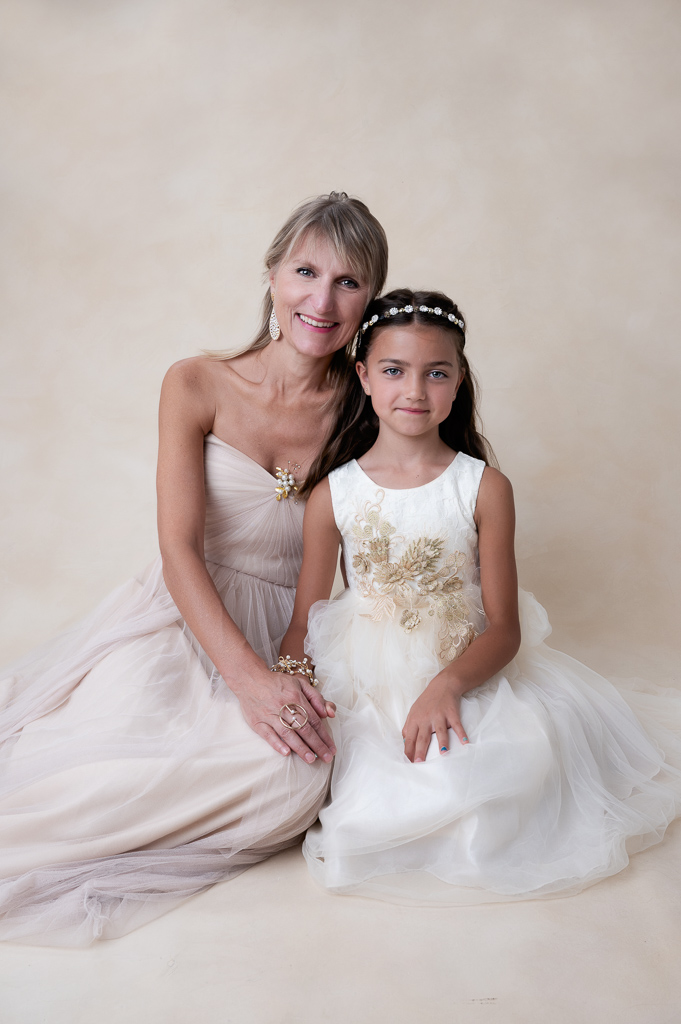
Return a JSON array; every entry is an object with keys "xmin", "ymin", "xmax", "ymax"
[{"xmin": 278, "ymin": 703, "xmax": 309, "ymax": 730}]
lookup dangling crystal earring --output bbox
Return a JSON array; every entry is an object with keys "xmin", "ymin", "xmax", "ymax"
[{"xmin": 269, "ymin": 302, "xmax": 281, "ymax": 341}]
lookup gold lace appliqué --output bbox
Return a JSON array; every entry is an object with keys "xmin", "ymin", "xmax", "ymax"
[{"xmin": 350, "ymin": 491, "xmax": 477, "ymax": 662}]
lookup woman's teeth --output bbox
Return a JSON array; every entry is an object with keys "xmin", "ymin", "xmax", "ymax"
[{"xmin": 299, "ymin": 314, "xmax": 335, "ymax": 328}]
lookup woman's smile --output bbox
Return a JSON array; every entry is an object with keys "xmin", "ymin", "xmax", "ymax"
[{"xmin": 297, "ymin": 312, "xmax": 338, "ymax": 332}]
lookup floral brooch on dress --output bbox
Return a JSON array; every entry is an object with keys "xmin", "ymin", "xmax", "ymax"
[{"xmin": 274, "ymin": 463, "xmax": 301, "ymax": 501}]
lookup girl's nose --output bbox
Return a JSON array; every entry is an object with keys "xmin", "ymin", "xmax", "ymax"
[{"xmin": 404, "ymin": 374, "xmax": 426, "ymax": 399}]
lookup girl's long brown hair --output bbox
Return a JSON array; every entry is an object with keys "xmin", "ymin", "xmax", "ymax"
[{"xmin": 299, "ymin": 289, "xmax": 496, "ymax": 497}]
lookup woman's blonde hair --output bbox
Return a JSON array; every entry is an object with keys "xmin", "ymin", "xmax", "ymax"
[{"xmin": 208, "ymin": 192, "xmax": 388, "ymax": 360}]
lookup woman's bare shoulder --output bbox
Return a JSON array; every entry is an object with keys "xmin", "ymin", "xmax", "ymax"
[
  {"xmin": 160, "ymin": 357, "xmax": 227, "ymax": 434},
  {"xmin": 162, "ymin": 355, "xmax": 228, "ymax": 393}
]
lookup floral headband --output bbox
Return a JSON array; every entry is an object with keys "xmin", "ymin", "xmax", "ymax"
[{"xmin": 360, "ymin": 304, "xmax": 464, "ymax": 336}]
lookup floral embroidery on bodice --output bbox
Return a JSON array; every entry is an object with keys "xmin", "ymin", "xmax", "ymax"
[{"xmin": 328, "ymin": 455, "xmax": 487, "ymax": 665}]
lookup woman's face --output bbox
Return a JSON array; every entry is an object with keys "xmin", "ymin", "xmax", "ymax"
[{"xmin": 269, "ymin": 233, "xmax": 370, "ymax": 360}]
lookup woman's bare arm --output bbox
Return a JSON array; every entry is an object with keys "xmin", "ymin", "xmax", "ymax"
[
  {"xmin": 157, "ymin": 359, "xmax": 335, "ymax": 763},
  {"xmin": 403, "ymin": 467, "xmax": 521, "ymax": 762}
]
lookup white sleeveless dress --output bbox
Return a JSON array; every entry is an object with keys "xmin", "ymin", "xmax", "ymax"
[
  {"xmin": 0, "ymin": 434, "xmax": 330, "ymax": 945},
  {"xmin": 303, "ymin": 455, "xmax": 681, "ymax": 904}
]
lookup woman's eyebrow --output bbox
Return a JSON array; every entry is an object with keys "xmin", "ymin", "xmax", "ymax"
[{"xmin": 290, "ymin": 256, "xmax": 359, "ymax": 279}]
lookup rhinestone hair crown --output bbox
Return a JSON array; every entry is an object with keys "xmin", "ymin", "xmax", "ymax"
[{"xmin": 360, "ymin": 304, "xmax": 464, "ymax": 336}]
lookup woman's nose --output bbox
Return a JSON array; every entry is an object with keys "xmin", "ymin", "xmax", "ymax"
[{"xmin": 310, "ymin": 279, "xmax": 334, "ymax": 314}]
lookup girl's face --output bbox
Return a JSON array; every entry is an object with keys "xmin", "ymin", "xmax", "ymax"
[
  {"xmin": 356, "ymin": 323, "xmax": 464, "ymax": 440},
  {"xmin": 269, "ymin": 233, "xmax": 370, "ymax": 360}
]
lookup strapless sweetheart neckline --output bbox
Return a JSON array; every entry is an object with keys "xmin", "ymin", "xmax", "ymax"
[{"xmin": 205, "ymin": 432, "xmax": 279, "ymax": 481}]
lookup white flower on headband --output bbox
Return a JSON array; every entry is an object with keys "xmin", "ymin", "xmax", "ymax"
[{"xmin": 359, "ymin": 304, "xmax": 464, "ymax": 335}]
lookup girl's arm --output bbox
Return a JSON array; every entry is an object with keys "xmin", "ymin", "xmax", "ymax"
[
  {"xmin": 157, "ymin": 360, "xmax": 335, "ymax": 764},
  {"xmin": 279, "ymin": 478, "xmax": 341, "ymax": 675},
  {"xmin": 403, "ymin": 467, "xmax": 521, "ymax": 763}
]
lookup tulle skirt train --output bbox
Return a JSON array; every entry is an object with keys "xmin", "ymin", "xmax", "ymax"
[
  {"xmin": 0, "ymin": 557, "xmax": 330, "ymax": 945},
  {"xmin": 303, "ymin": 588, "xmax": 681, "ymax": 904}
]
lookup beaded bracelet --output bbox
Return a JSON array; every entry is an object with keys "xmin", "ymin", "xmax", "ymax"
[{"xmin": 271, "ymin": 655, "xmax": 320, "ymax": 688}]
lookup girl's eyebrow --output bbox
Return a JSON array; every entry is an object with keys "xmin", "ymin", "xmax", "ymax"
[{"xmin": 376, "ymin": 358, "xmax": 455, "ymax": 367}]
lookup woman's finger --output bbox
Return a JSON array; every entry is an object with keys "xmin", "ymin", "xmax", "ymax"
[
  {"xmin": 295, "ymin": 682, "xmax": 337, "ymax": 755},
  {"xmin": 274, "ymin": 718, "xmax": 334, "ymax": 764},
  {"xmin": 293, "ymin": 721, "xmax": 335, "ymax": 762},
  {"xmin": 272, "ymin": 695, "xmax": 335, "ymax": 762},
  {"xmin": 325, "ymin": 700, "xmax": 336, "ymax": 718},
  {"xmin": 299, "ymin": 677, "xmax": 329, "ymax": 719},
  {"xmin": 254, "ymin": 721, "xmax": 292, "ymax": 757}
]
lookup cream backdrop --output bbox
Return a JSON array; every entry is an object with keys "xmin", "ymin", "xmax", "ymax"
[{"xmin": 1, "ymin": 0, "xmax": 679, "ymax": 684}]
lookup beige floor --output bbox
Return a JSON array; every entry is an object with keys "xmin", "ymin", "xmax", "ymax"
[{"xmin": 2, "ymin": 826, "xmax": 680, "ymax": 1024}]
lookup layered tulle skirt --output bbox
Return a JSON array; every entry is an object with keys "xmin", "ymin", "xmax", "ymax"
[
  {"xmin": 0, "ymin": 557, "xmax": 330, "ymax": 946},
  {"xmin": 303, "ymin": 588, "xmax": 681, "ymax": 904}
]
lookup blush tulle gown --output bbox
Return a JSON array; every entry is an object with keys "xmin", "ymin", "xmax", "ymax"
[
  {"xmin": 303, "ymin": 456, "xmax": 681, "ymax": 903},
  {"xmin": 0, "ymin": 434, "xmax": 330, "ymax": 945}
]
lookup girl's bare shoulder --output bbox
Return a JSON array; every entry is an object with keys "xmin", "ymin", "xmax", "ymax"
[
  {"xmin": 476, "ymin": 465, "xmax": 515, "ymax": 521},
  {"xmin": 306, "ymin": 476, "xmax": 332, "ymax": 512}
]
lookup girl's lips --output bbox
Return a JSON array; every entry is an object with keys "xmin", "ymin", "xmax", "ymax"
[
  {"xmin": 398, "ymin": 407, "xmax": 428, "ymax": 415},
  {"xmin": 297, "ymin": 312, "xmax": 338, "ymax": 332}
]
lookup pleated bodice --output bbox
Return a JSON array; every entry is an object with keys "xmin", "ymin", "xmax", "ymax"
[{"xmin": 203, "ymin": 433, "xmax": 305, "ymax": 586}]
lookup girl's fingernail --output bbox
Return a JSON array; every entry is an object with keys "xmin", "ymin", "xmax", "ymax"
[
  {"xmin": 414, "ymin": 757, "xmax": 424, "ymax": 763},
  {"xmin": 440, "ymin": 746, "xmax": 448, "ymax": 753},
  {"xmin": 462, "ymin": 737, "xmax": 469, "ymax": 744}
]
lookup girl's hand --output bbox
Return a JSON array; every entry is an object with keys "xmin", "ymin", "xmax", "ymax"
[
  {"xmin": 235, "ymin": 668, "xmax": 337, "ymax": 764},
  {"xmin": 402, "ymin": 671, "xmax": 468, "ymax": 764}
]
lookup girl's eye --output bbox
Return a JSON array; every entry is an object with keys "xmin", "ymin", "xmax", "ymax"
[
  {"xmin": 429, "ymin": 370, "xmax": 447, "ymax": 379},
  {"xmin": 384, "ymin": 367, "xmax": 402, "ymax": 376}
]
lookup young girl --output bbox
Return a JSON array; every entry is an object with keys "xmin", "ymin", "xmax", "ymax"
[{"xmin": 279, "ymin": 288, "xmax": 681, "ymax": 905}]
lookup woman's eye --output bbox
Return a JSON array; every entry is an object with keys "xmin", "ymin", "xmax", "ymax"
[
  {"xmin": 340, "ymin": 278, "xmax": 359, "ymax": 289},
  {"xmin": 296, "ymin": 267, "xmax": 313, "ymax": 277}
]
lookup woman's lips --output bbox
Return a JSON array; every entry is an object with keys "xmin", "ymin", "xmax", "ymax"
[{"xmin": 297, "ymin": 313, "xmax": 337, "ymax": 331}]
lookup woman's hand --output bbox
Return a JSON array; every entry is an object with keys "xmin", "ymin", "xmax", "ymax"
[
  {"xmin": 233, "ymin": 668, "xmax": 337, "ymax": 764},
  {"xmin": 402, "ymin": 670, "xmax": 468, "ymax": 764}
]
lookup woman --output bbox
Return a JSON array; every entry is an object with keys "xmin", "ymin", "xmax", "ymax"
[{"xmin": 0, "ymin": 192, "xmax": 389, "ymax": 945}]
